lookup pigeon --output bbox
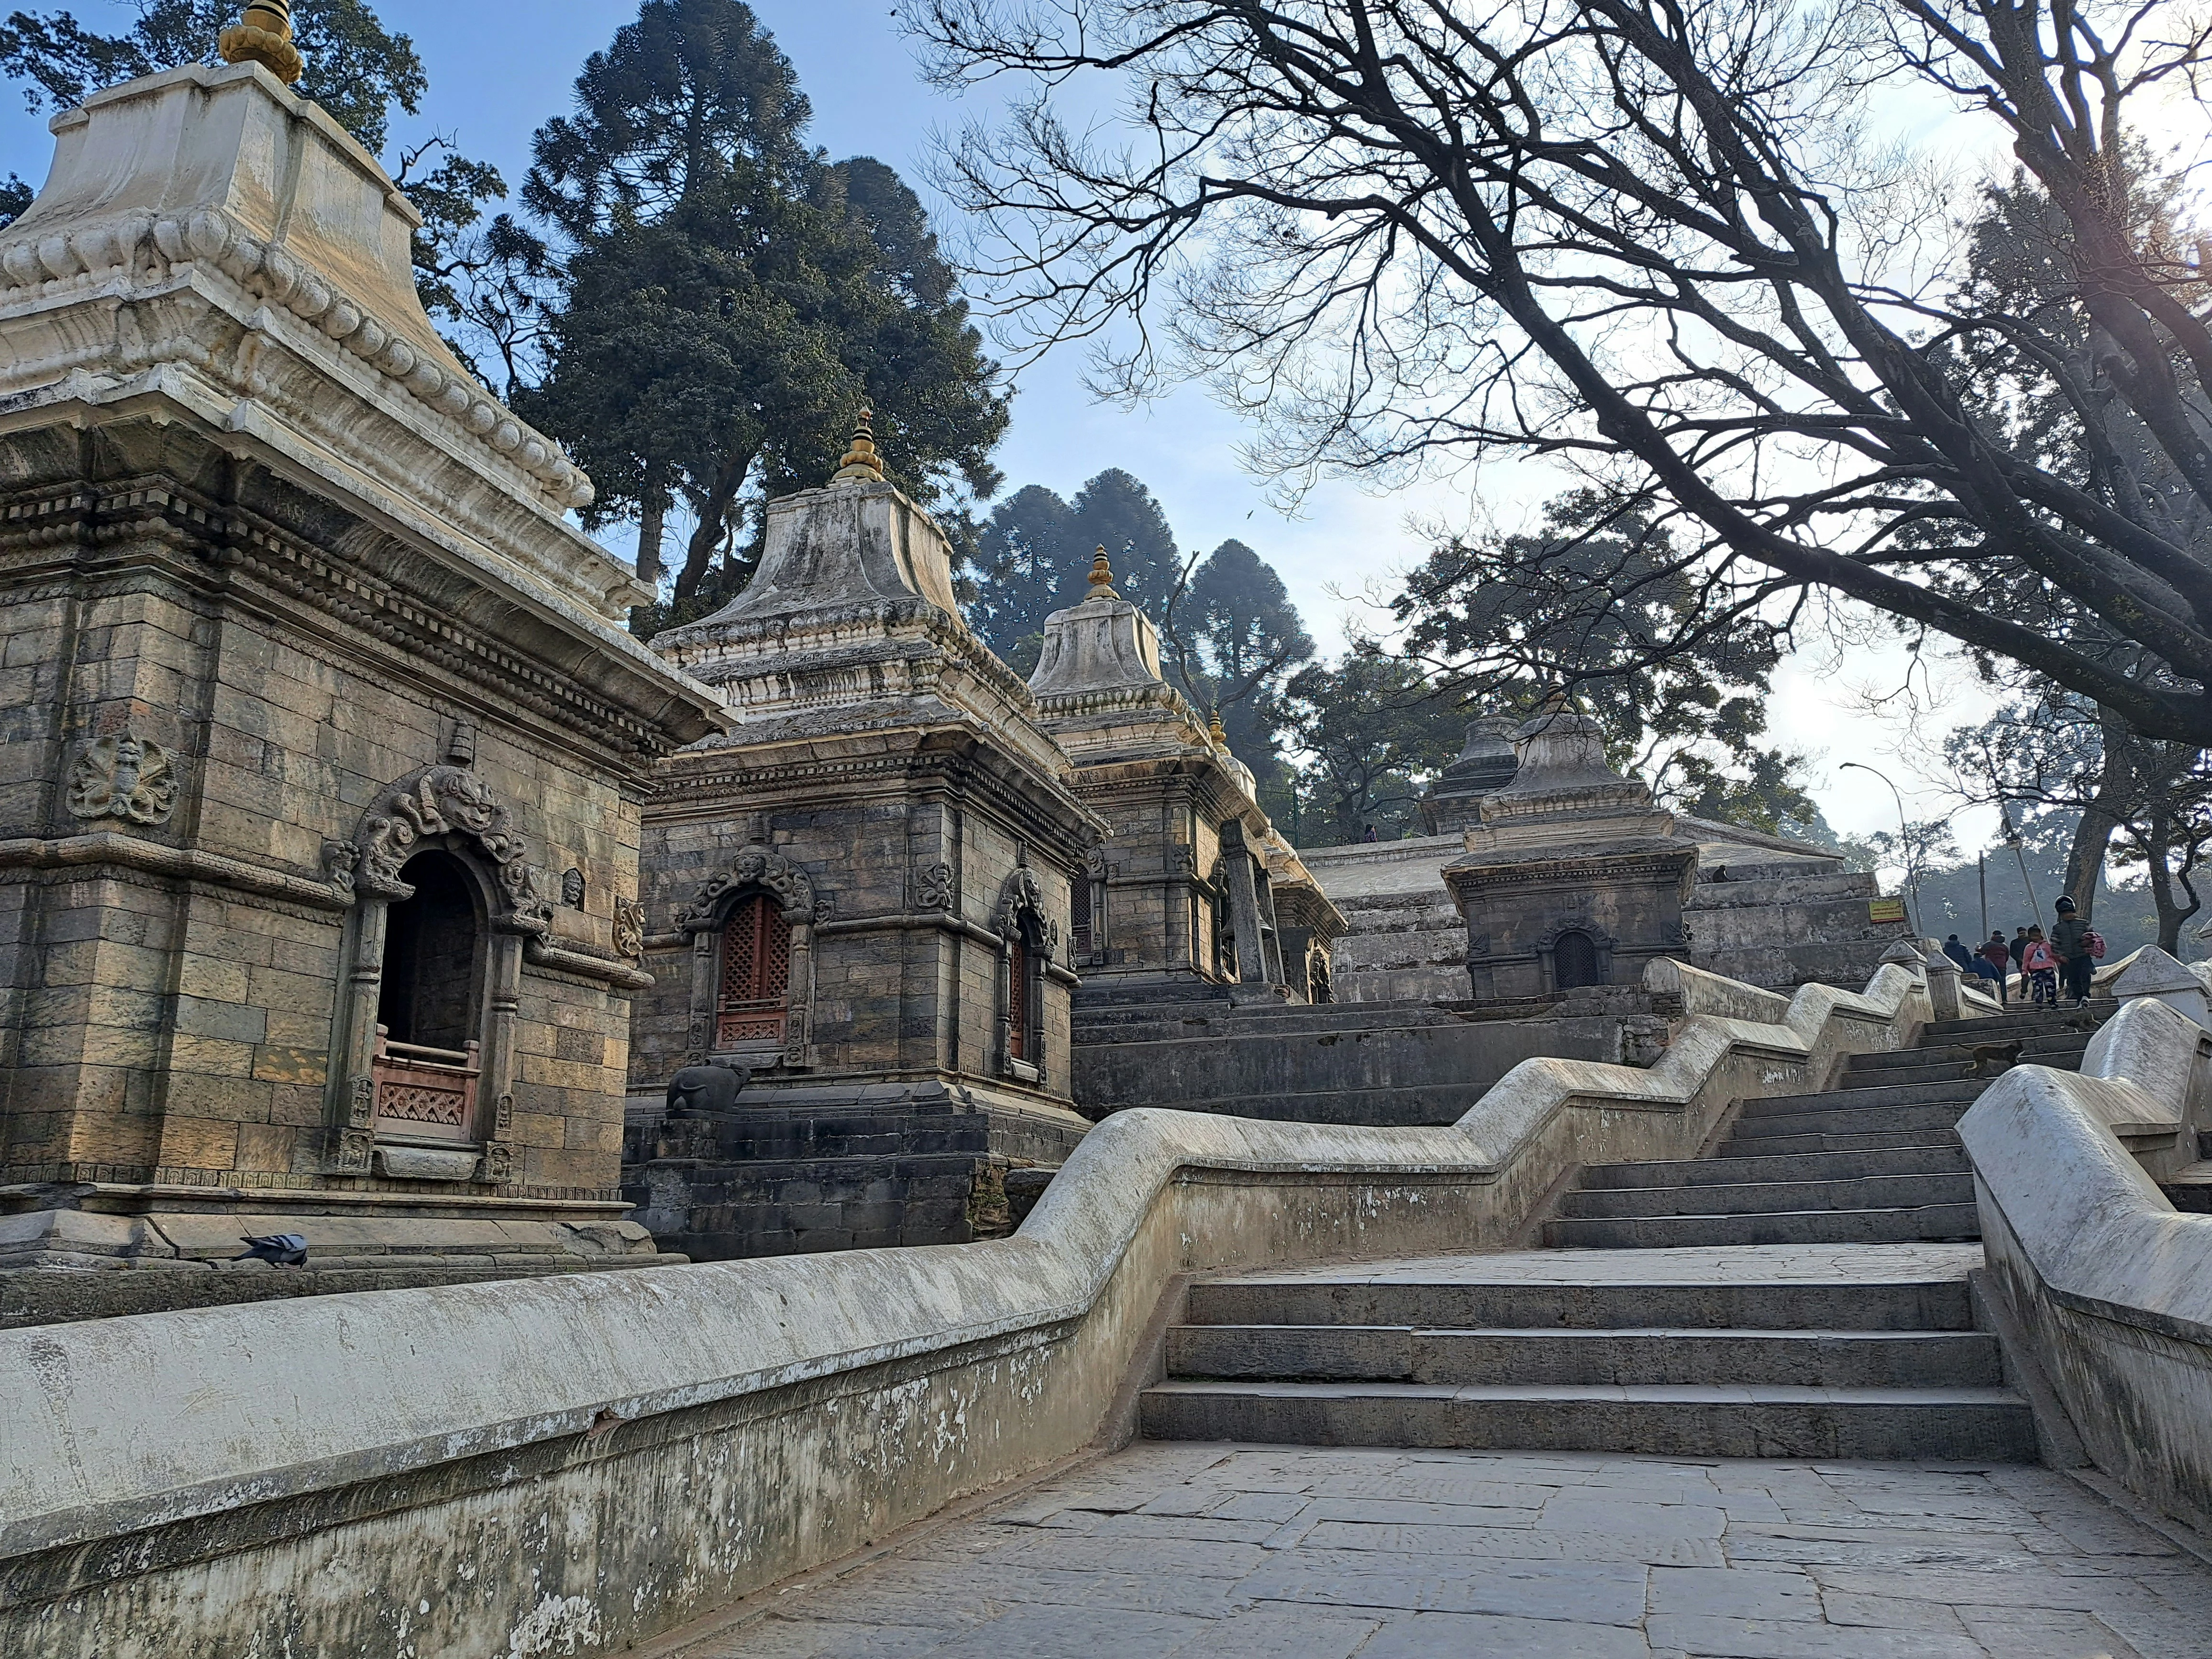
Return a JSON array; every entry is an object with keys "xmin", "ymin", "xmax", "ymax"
[{"xmin": 233, "ymin": 1233, "xmax": 309, "ymax": 1267}]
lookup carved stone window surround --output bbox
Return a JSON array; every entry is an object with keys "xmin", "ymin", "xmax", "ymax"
[
  {"xmin": 324, "ymin": 762, "xmax": 552, "ymax": 1185},
  {"xmin": 995, "ymin": 867, "xmax": 1053, "ymax": 1086},
  {"xmin": 677, "ymin": 844, "xmax": 822, "ymax": 1072}
]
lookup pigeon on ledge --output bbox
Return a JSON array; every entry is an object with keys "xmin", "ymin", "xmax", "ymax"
[{"xmin": 233, "ymin": 1233, "xmax": 309, "ymax": 1267}]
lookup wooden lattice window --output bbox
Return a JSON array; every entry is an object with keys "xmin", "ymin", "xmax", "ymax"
[
  {"xmin": 1071, "ymin": 879, "xmax": 1093, "ymax": 957},
  {"xmin": 1553, "ymin": 929, "xmax": 1604, "ymax": 990},
  {"xmin": 1007, "ymin": 934, "xmax": 1031, "ymax": 1062},
  {"xmin": 717, "ymin": 892, "xmax": 792, "ymax": 1047}
]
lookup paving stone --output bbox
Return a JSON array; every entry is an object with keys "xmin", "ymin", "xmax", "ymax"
[
  {"xmin": 1235, "ymin": 1556, "xmax": 1651, "ymax": 1624},
  {"xmin": 1357, "ymin": 1610, "xmax": 1655, "ymax": 1657},
  {"xmin": 923, "ymin": 1604, "xmax": 1212, "ymax": 1659},
  {"xmin": 674, "ymin": 1447, "xmax": 2212, "ymax": 1659},
  {"xmin": 1645, "ymin": 1612, "xmax": 1986, "ymax": 1657},
  {"xmin": 1955, "ymin": 1606, "xmax": 2145, "ymax": 1659},
  {"xmin": 1163, "ymin": 1606, "xmax": 1381, "ymax": 1658},
  {"xmin": 1648, "ymin": 1566, "xmax": 1824, "ymax": 1619}
]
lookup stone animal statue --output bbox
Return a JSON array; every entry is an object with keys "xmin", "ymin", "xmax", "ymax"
[{"xmin": 666, "ymin": 1063, "xmax": 746, "ymax": 1117}]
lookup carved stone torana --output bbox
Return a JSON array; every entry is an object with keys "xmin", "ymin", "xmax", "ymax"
[
  {"xmin": 66, "ymin": 734, "xmax": 179, "ymax": 826},
  {"xmin": 679, "ymin": 846, "xmax": 818, "ymax": 929},
  {"xmin": 997, "ymin": 866, "xmax": 1047, "ymax": 940},
  {"xmin": 354, "ymin": 764, "xmax": 551, "ymax": 933}
]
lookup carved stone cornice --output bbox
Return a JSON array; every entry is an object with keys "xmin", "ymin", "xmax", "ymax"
[
  {"xmin": 0, "ymin": 66, "xmax": 588, "ymax": 513},
  {"xmin": 0, "ymin": 473, "xmax": 705, "ymax": 765}
]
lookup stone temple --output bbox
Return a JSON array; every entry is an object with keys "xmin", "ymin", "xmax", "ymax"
[
  {"xmin": 1306, "ymin": 701, "xmax": 1912, "ymax": 1005},
  {"xmin": 0, "ymin": 23, "xmax": 1905, "ymax": 1292}
]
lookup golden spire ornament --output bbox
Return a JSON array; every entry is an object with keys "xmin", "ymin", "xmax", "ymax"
[
  {"xmin": 1208, "ymin": 709, "xmax": 1228, "ymax": 745},
  {"xmin": 1086, "ymin": 546, "xmax": 1117, "ymax": 597},
  {"xmin": 220, "ymin": 0, "xmax": 304, "ymax": 85},
  {"xmin": 830, "ymin": 408, "xmax": 886, "ymax": 484}
]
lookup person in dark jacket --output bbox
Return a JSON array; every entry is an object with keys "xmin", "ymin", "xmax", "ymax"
[
  {"xmin": 1943, "ymin": 934, "xmax": 1976, "ymax": 973},
  {"xmin": 2049, "ymin": 897, "xmax": 2094, "ymax": 1006},
  {"xmin": 1980, "ymin": 932, "xmax": 2010, "ymax": 1005}
]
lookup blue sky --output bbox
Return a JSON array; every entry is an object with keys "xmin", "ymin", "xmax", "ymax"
[{"xmin": 0, "ymin": 1, "xmax": 2025, "ymax": 850}]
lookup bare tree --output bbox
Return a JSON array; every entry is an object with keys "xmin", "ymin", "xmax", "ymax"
[{"xmin": 915, "ymin": 0, "xmax": 2212, "ymax": 742}]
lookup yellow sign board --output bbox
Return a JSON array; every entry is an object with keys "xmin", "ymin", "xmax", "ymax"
[{"xmin": 1868, "ymin": 897, "xmax": 1908, "ymax": 924}]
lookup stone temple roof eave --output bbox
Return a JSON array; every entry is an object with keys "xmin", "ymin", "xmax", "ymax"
[{"xmin": 3, "ymin": 371, "xmax": 726, "ymax": 750}]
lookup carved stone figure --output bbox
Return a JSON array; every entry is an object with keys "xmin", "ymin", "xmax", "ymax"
[
  {"xmin": 917, "ymin": 861, "xmax": 956, "ymax": 910},
  {"xmin": 321, "ymin": 839, "xmax": 359, "ymax": 895},
  {"xmin": 66, "ymin": 733, "xmax": 179, "ymax": 826},
  {"xmin": 561, "ymin": 867, "xmax": 586, "ymax": 907},
  {"xmin": 612, "ymin": 895, "xmax": 646, "ymax": 960}
]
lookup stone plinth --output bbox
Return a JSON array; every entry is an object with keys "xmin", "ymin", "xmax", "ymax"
[{"xmin": 0, "ymin": 62, "xmax": 724, "ymax": 1297}]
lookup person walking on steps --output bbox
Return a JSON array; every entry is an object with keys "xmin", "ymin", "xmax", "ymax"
[
  {"xmin": 2049, "ymin": 897, "xmax": 2100, "ymax": 1006},
  {"xmin": 1980, "ymin": 932, "xmax": 2011, "ymax": 1006},
  {"xmin": 2021, "ymin": 928, "xmax": 2058, "ymax": 1007}
]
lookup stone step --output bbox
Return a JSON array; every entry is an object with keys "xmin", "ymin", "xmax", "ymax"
[
  {"xmin": 1558, "ymin": 1172, "xmax": 1973, "ymax": 1221},
  {"xmin": 1542, "ymin": 1205, "xmax": 1980, "ymax": 1250},
  {"xmin": 1924, "ymin": 1008, "xmax": 2110, "ymax": 1042},
  {"xmin": 1093, "ymin": 1084, "xmax": 1491, "ymax": 1128},
  {"xmin": 1582, "ymin": 1145, "xmax": 1970, "ymax": 1188},
  {"xmin": 1716, "ymin": 1127, "xmax": 1963, "ymax": 1157},
  {"xmin": 1847, "ymin": 1036, "xmax": 2089, "ymax": 1073},
  {"xmin": 1825, "ymin": 1059, "xmax": 1992, "ymax": 1090},
  {"xmin": 1138, "ymin": 1380, "xmax": 2036, "ymax": 1460},
  {"xmin": 1166, "ymin": 1326, "xmax": 2004, "ymax": 1388},
  {"xmin": 1186, "ymin": 1273, "xmax": 1975, "ymax": 1333},
  {"xmin": 1739, "ymin": 1077, "xmax": 1985, "ymax": 1116},
  {"xmin": 1727, "ymin": 1102, "xmax": 1974, "ymax": 1140}
]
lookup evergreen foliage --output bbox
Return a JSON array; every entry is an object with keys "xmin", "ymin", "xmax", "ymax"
[{"xmin": 510, "ymin": 0, "xmax": 1005, "ymax": 623}]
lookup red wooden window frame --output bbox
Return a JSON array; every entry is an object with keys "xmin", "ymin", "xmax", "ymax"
[
  {"xmin": 1007, "ymin": 933, "xmax": 1031, "ymax": 1062},
  {"xmin": 717, "ymin": 892, "xmax": 792, "ymax": 1047}
]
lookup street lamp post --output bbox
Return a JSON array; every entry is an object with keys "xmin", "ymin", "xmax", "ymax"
[{"xmin": 1840, "ymin": 761, "xmax": 1923, "ymax": 937}]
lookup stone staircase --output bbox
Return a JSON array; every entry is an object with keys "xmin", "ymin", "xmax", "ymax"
[{"xmin": 1140, "ymin": 1000, "xmax": 2109, "ymax": 1459}]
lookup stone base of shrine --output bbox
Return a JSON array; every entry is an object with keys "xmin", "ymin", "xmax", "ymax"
[
  {"xmin": 620, "ymin": 1076, "xmax": 1089, "ymax": 1260},
  {"xmin": 0, "ymin": 1179, "xmax": 668, "ymax": 1328}
]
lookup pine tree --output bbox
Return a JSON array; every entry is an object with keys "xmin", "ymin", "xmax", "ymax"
[{"xmin": 512, "ymin": 0, "xmax": 1005, "ymax": 612}]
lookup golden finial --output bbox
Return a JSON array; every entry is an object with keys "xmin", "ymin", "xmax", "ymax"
[
  {"xmin": 830, "ymin": 407, "xmax": 885, "ymax": 484},
  {"xmin": 1208, "ymin": 709, "xmax": 1228, "ymax": 745},
  {"xmin": 220, "ymin": 0, "xmax": 303, "ymax": 85},
  {"xmin": 1087, "ymin": 546, "xmax": 1117, "ymax": 596}
]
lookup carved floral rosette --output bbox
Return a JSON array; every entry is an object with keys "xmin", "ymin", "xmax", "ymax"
[{"xmin": 349, "ymin": 764, "xmax": 551, "ymax": 933}]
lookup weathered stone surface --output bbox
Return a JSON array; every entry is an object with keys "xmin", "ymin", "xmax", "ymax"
[
  {"xmin": 650, "ymin": 1446, "xmax": 2210, "ymax": 1659},
  {"xmin": 0, "ymin": 59, "xmax": 721, "ymax": 1293},
  {"xmin": 0, "ymin": 957, "xmax": 1931, "ymax": 1656}
]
